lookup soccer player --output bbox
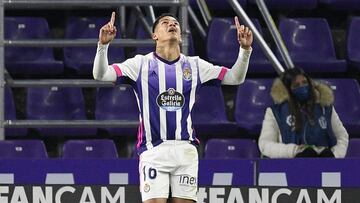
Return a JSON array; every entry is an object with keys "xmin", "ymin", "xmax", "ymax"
[{"xmin": 93, "ymin": 12, "xmax": 253, "ymax": 203}]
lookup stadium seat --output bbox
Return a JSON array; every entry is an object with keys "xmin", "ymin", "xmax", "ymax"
[
  {"xmin": 318, "ymin": 79, "xmax": 360, "ymax": 136},
  {"xmin": 278, "ymin": 18, "xmax": 347, "ymax": 73},
  {"xmin": 26, "ymin": 87, "xmax": 96, "ymax": 136},
  {"xmin": 207, "ymin": 18, "xmax": 272, "ymax": 73},
  {"xmin": 319, "ymin": 0, "xmax": 360, "ymax": 10},
  {"xmin": 190, "ymin": 0, "xmax": 246, "ymax": 10},
  {"xmin": 192, "ymin": 85, "xmax": 237, "ymax": 136},
  {"xmin": 5, "ymin": 88, "xmax": 27, "ymax": 137},
  {"xmin": 62, "ymin": 139, "xmax": 118, "ymax": 158},
  {"xmin": 234, "ymin": 79, "xmax": 273, "ymax": 135},
  {"xmin": 346, "ymin": 138, "xmax": 360, "ymax": 158},
  {"xmin": 0, "ymin": 140, "xmax": 48, "ymax": 158},
  {"xmin": 64, "ymin": 17, "xmax": 125, "ymax": 75},
  {"xmin": 204, "ymin": 138, "xmax": 259, "ymax": 159},
  {"xmin": 347, "ymin": 17, "xmax": 360, "ymax": 71},
  {"xmin": 95, "ymin": 86, "xmax": 139, "ymax": 136},
  {"xmin": 248, "ymin": 0, "xmax": 317, "ymax": 9},
  {"xmin": 135, "ymin": 25, "xmax": 195, "ymax": 56},
  {"xmin": 4, "ymin": 17, "xmax": 64, "ymax": 76}
]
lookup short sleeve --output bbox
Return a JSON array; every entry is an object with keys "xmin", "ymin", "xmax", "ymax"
[
  {"xmin": 197, "ymin": 58, "xmax": 229, "ymax": 84},
  {"xmin": 111, "ymin": 54, "xmax": 143, "ymax": 81}
]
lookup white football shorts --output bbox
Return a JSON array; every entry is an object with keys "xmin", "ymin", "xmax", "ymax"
[{"xmin": 139, "ymin": 140, "xmax": 198, "ymax": 202}]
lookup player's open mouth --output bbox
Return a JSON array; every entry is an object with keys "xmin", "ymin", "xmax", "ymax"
[{"xmin": 168, "ymin": 28, "xmax": 177, "ymax": 33}]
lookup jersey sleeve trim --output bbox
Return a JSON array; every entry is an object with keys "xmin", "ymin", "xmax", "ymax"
[
  {"xmin": 111, "ymin": 64, "xmax": 123, "ymax": 77},
  {"xmin": 217, "ymin": 66, "xmax": 229, "ymax": 80}
]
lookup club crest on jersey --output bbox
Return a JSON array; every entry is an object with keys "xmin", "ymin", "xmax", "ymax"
[
  {"xmin": 183, "ymin": 67, "xmax": 192, "ymax": 81},
  {"xmin": 157, "ymin": 88, "xmax": 185, "ymax": 111},
  {"xmin": 144, "ymin": 183, "xmax": 150, "ymax": 193}
]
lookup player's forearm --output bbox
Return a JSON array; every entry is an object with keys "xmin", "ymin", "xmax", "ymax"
[
  {"xmin": 93, "ymin": 43, "xmax": 116, "ymax": 81},
  {"xmin": 222, "ymin": 47, "xmax": 252, "ymax": 85}
]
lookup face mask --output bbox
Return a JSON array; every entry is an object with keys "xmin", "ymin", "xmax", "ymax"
[{"xmin": 291, "ymin": 85, "xmax": 310, "ymax": 102}]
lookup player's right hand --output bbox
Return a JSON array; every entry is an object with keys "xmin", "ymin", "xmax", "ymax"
[{"xmin": 99, "ymin": 12, "xmax": 117, "ymax": 45}]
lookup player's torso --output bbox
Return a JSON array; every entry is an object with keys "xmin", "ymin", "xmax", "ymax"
[{"xmin": 143, "ymin": 55, "xmax": 197, "ymax": 112}]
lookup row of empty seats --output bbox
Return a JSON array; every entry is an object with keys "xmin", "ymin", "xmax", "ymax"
[
  {"xmin": 5, "ymin": 17, "xmax": 194, "ymax": 76},
  {"xmin": 5, "ymin": 16, "xmax": 360, "ymax": 76},
  {"xmin": 0, "ymin": 139, "xmax": 117, "ymax": 158},
  {"xmin": 6, "ymin": 78, "xmax": 360, "ymax": 137},
  {"xmin": 208, "ymin": 17, "xmax": 360, "ymax": 73},
  {"xmin": 191, "ymin": 0, "xmax": 360, "ymax": 10},
  {"xmin": 2, "ymin": 138, "xmax": 360, "ymax": 159}
]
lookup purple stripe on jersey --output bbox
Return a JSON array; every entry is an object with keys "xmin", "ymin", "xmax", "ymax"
[
  {"xmin": 180, "ymin": 60, "xmax": 192, "ymax": 140},
  {"xmin": 165, "ymin": 63, "xmax": 177, "ymax": 140},
  {"xmin": 136, "ymin": 121, "xmax": 144, "ymax": 149},
  {"xmin": 135, "ymin": 60, "xmax": 147, "ymax": 153},
  {"xmin": 148, "ymin": 59, "xmax": 161, "ymax": 146},
  {"xmin": 192, "ymin": 68, "xmax": 202, "ymax": 143},
  {"xmin": 111, "ymin": 64, "xmax": 122, "ymax": 77},
  {"xmin": 218, "ymin": 67, "xmax": 229, "ymax": 80}
]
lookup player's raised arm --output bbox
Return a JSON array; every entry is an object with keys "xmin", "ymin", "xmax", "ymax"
[
  {"xmin": 93, "ymin": 12, "xmax": 117, "ymax": 82},
  {"xmin": 235, "ymin": 16, "xmax": 253, "ymax": 50},
  {"xmin": 221, "ymin": 16, "xmax": 253, "ymax": 85},
  {"xmin": 99, "ymin": 11, "xmax": 117, "ymax": 45}
]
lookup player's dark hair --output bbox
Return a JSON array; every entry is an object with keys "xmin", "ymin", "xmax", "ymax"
[{"xmin": 152, "ymin": 13, "xmax": 180, "ymax": 33}]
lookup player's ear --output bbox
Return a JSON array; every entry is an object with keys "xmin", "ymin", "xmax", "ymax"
[{"xmin": 152, "ymin": 33, "xmax": 158, "ymax": 41}]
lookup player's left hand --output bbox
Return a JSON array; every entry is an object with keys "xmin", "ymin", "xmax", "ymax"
[{"xmin": 234, "ymin": 16, "xmax": 253, "ymax": 50}]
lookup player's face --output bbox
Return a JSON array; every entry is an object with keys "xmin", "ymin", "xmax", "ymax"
[{"xmin": 152, "ymin": 16, "xmax": 182, "ymax": 44}]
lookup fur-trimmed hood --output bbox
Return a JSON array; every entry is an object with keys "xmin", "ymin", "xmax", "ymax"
[{"xmin": 270, "ymin": 78, "xmax": 334, "ymax": 106}]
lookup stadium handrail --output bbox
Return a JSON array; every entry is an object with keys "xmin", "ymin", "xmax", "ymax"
[
  {"xmin": 255, "ymin": 0, "xmax": 295, "ymax": 69},
  {"xmin": 228, "ymin": 0, "xmax": 285, "ymax": 74}
]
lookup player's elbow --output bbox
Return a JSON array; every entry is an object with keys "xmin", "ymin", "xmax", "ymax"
[{"xmin": 93, "ymin": 72, "xmax": 103, "ymax": 81}]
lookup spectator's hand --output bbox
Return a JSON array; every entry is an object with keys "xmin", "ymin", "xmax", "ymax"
[
  {"xmin": 234, "ymin": 16, "xmax": 253, "ymax": 50},
  {"xmin": 319, "ymin": 148, "xmax": 335, "ymax": 158},
  {"xmin": 295, "ymin": 146, "xmax": 318, "ymax": 158},
  {"xmin": 99, "ymin": 12, "xmax": 117, "ymax": 45}
]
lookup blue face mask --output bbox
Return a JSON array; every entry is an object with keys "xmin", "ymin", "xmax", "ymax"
[{"xmin": 292, "ymin": 85, "xmax": 310, "ymax": 102}]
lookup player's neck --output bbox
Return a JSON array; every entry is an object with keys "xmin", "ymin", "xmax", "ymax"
[{"xmin": 155, "ymin": 44, "xmax": 180, "ymax": 61}]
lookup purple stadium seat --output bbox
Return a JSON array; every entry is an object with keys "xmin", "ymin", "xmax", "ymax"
[
  {"xmin": 278, "ymin": 18, "xmax": 347, "ymax": 73},
  {"xmin": 235, "ymin": 79, "xmax": 273, "ymax": 135},
  {"xmin": 64, "ymin": 17, "xmax": 125, "ymax": 75},
  {"xmin": 62, "ymin": 139, "xmax": 118, "ymax": 158},
  {"xmin": 347, "ymin": 17, "xmax": 360, "ymax": 71},
  {"xmin": 95, "ymin": 86, "xmax": 139, "ymax": 136},
  {"xmin": 4, "ymin": 17, "xmax": 63, "ymax": 76},
  {"xmin": 190, "ymin": 0, "xmax": 246, "ymax": 10},
  {"xmin": 192, "ymin": 85, "xmax": 237, "ymax": 136},
  {"xmin": 204, "ymin": 138, "xmax": 259, "ymax": 159},
  {"xmin": 26, "ymin": 87, "xmax": 96, "ymax": 136},
  {"xmin": 346, "ymin": 138, "xmax": 360, "ymax": 158},
  {"xmin": 207, "ymin": 18, "xmax": 272, "ymax": 73},
  {"xmin": 135, "ymin": 25, "xmax": 195, "ymax": 56},
  {"xmin": 0, "ymin": 140, "xmax": 48, "ymax": 158},
  {"xmin": 248, "ymin": 0, "xmax": 317, "ymax": 9},
  {"xmin": 318, "ymin": 79, "xmax": 360, "ymax": 135},
  {"xmin": 5, "ymin": 88, "xmax": 27, "ymax": 137},
  {"xmin": 319, "ymin": 0, "xmax": 360, "ymax": 10}
]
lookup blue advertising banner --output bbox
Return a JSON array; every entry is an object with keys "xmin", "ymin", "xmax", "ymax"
[
  {"xmin": 258, "ymin": 158, "xmax": 360, "ymax": 187},
  {"xmin": 0, "ymin": 185, "xmax": 356, "ymax": 203},
  {"xmin": 0, "ymin": 159, "xmax": 255, "ymax": 186}
]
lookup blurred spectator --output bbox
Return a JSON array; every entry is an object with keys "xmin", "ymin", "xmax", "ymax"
[{"xmin": 258, "ymin": 67, "xmax": 348, "ymax": 158}]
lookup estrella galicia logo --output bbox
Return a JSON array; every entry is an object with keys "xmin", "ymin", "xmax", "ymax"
[{"xmin": 157, "ymin": 88, "xmax": 185, "ymax": 111}]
